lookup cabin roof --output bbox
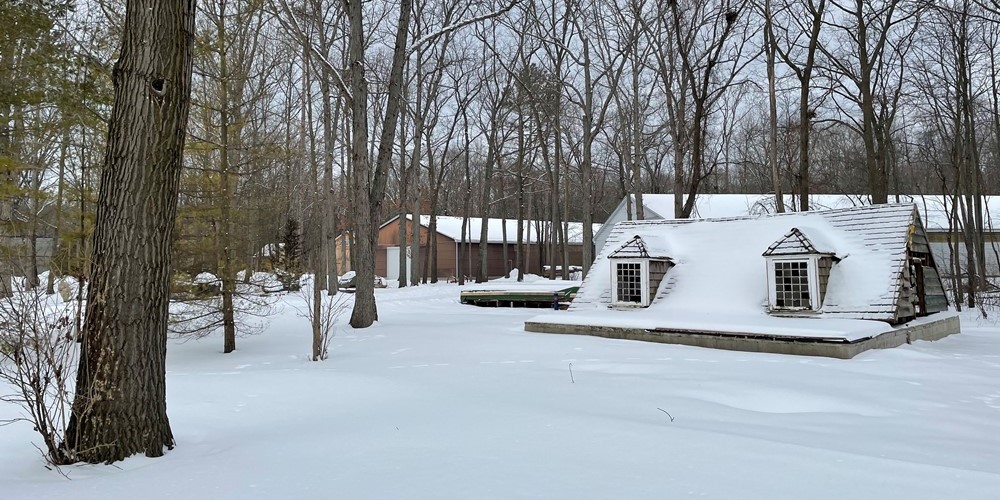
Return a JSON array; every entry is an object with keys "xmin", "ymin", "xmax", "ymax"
[
  {"xmin": 763, "ymin": 227, "xmax": 839, "ymax": 257},
  {"xmin": 573, "ymin": 203, "xmax": 920, "ymax": 322},
  {"xmin": 608, "ymin": 235, "xmax": 673, "ymax": 260}
]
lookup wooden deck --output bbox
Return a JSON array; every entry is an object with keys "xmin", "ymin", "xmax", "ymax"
[{"xmin": 460, "ymin": 282, "xmax": 580, "ymax": 309}]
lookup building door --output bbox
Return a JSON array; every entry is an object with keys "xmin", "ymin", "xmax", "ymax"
[{"xmin": 386, "ymin": 246, "xmax": 410, "ymax": 281}]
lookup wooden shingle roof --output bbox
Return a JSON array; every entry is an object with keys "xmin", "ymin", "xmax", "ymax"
[
  {"xmin": 608, "ymin": 235, "xmax": 672, "ymax": 260},
  {"xmin": 763, "ymin": 227, "xmax": 836, "ymax": 257},
  {"xmin": 572, "ymin": 203, "xmax": 920, "ymax": 322}
]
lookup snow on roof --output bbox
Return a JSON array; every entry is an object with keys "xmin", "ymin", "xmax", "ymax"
[
  {"xmin": 385, "ymin": 215, "xmax": 602, "ymax": 245},
  {"xmin": 569, "ymin": 204, "xmax": 918, "ymax": 333},
  {"xmin": 627, "ymin": 193, "xmax": 824, "ymax": 219},
  {"xmin": 618, "ymin": 193, "xmax": 1000, "ymax": 232}
]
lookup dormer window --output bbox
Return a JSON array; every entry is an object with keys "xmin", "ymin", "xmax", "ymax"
[
  {"xmin": 763, "ymin": 227, "xmax": 839, "ymax": 313},
  {"xmin": 773, "ymin": 260, "xmax": 811, "ymax": 308},
  {"xmin": 609, "ymin": 235, "xmax": 673, "ymax": 308},
  {"xmin": 614, "ymin": 260, "xmax": 645, "ymax": 304}
]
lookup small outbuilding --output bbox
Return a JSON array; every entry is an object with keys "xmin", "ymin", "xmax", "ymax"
[
  {"xmin": 375, "ymin": 215, "xmax": 600, "ymax": 282},
  {"xmin": 526, "ymin": 203, "xmax": 959, "ymax": 358}
]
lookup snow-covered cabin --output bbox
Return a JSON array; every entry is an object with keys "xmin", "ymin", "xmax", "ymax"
[
  {"xmin": 596, "ymin": 193, "xmax": 1000, "ymax": 280},
  {"xmin": 527, "ymin": 204, "xmax": 960, "ymax": 358},
  {"xmin": 376, "ymin": 215, "xmax": 601, "ymax": 281}
]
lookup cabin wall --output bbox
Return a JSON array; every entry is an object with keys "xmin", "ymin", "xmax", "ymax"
[
  {"xmin": 648, "ymin": 260, "xmax": 672, "ymax": 300},
  {"xmin": 923, "ymin": 266, "xmax": 948, "ymax": 313},
  {"xmin": 896, "ymin": 262, "xmax": 916, "ymax": 321},
  {"xmin": 910, "ymin": 219, "xmax": 950, "ymax": 314}
]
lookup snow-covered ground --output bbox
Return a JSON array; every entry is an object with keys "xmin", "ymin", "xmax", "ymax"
[{"xmin": 2, "ymin": 283, "xmax": 999, "ymax": 499}]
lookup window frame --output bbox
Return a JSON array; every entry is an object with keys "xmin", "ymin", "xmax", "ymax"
[
  {"xmin": 610, "ymin": 258, "xmax": 650, "ymax": 307},
  {"xmin": 765, "ymin": 255, "xmax": 821, "ymax": 312}
]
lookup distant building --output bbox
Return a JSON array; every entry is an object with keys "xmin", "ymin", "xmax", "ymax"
[{"xmin": 376, "ymin": 215, "xmax": 601, "ymax": 281}]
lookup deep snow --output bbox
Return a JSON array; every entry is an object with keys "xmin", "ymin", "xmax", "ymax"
[{"xmin": 2, "ymin": 283, "xmax": 999, "ymax": 499}]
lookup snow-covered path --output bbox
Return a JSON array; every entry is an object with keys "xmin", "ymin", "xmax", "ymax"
[{"xmin": 2, "ymin": 283, "xmax": 999, "ymax": 499}]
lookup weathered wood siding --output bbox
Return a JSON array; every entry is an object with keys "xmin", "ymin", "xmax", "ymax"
[
  {"xmin": 648, "ymin": 260, "xmax": 672, "ymax": 301},
  {"xmin": 818, "ymin": 256, "xmax": 833, "ymax": 306},
  {"xmin": 923, "ymin": 266, "xmax": 948, "ymax": 313},
  {"xmin": 896, "ymin": 262, "xmax": 916, "ymax": 321}
]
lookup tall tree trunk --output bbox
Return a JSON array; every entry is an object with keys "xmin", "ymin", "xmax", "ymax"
[
  {"xmin": 408, "ymin": 128, "xmax": 422, "ymax": 286},
  {"xmin": 477, "ymin": 129, "xmax": 497, "ymax": 283},
  {"xmin": 322, "ymin": 73, "xmax": 339, "ymax": 295},
  {"xmin": 0, "ymin": 60, "xmax": 11, "ymax": 297},
  {"xmin": 28, "ymin": 163, "xmax": 41, "ymax": 288},
  {"xmin": 64, "ymin": 0, "xmax": 194, "ymax": 464},
  {"xmin": 348, "ymin": 0, "xmax": 411, "ymax": 327},
  {"xmin": 459, "ymin": 107, "xmax": 472, "ymax": 285},
  {"xmin": 516, "ymin": 114, "xmax": 525, "ymax": 281},
  {"xmin": 47, "ymin": 126, "xmax": 69, "ymax": 295},
  {"xmin": 396, "ymin": 104, "xmax": 409, "ymax": 288},
  {"xmin": 217, "ymin": 2, "xmax": 236, "ymax": 354},
  {"xmin": 311, "ymin": 256, "xmax": 322, "ymax": 360},
  {"xmin": 764, "ymin": 0, "xmax": 784, "ymax": 213}
]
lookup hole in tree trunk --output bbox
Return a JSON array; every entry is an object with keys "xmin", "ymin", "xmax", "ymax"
[{"xmin": 151, "ymin": 78, "xmax": 166, "ymax": 96}]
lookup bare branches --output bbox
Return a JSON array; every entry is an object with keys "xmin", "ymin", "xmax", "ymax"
[
  {"xmin": 1, "ymin": 284, "xmax": 78, "ymax": 465},
  {"xmin": 409, "ymin": 1, "xmax": 523, "ymax": 55},
  {"xmin": 270, "ymin": 0, "xmax": 353, "ymax": 102}
]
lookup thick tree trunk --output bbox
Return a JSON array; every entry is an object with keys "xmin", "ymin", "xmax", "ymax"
[
  {"xmin": 64, "ymin": 0, "xmax": 194, "ymax": 464},
  {"xmin": 347, "ymin": 14, "xmax": 378, "ymax": 328}
]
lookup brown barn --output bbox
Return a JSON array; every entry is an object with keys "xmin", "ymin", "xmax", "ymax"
[{"xmin": 376, "ymin": 215, "xmax": 600, "ymax": 281}]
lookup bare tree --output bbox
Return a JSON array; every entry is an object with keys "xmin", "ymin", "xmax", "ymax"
[
  {"xmin": 771, "ymin": 0, "xmax": 827, "ymax": 211},
  {"xmin": 821, "ymin": 0, "xmax": 926, "ymax": 203},
  {"xmin": 644, "ymin": 0, "xmax": 757, "ymax": 218}
]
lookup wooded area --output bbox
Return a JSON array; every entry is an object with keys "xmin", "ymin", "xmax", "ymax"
[
  {"xmin": 4, "ymin": 0, "xmax": 1000, "ymax": 323},
  {"xmin": 6, "ymin": 0, "xmax": 1000, "ymax": 467}
]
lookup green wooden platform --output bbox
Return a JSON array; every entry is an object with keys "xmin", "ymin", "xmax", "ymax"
[{"xmin": 460, "ymin": 284, "xmax": 580, "ymax": 309}]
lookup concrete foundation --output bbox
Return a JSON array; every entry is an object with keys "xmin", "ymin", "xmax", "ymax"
[{"xmin": 524, "ymin": 314, "xmax": 961, "ymax": 359}]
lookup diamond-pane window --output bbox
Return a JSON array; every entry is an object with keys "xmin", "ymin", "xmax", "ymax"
[{"xmin": 774, "ymin": 260, "xmax": 811, "ymax": 309}]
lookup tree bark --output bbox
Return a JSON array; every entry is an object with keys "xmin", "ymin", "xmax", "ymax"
[{"xmin": 64, "ymin": 0, "xmax": 194, "ymax": 464}]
